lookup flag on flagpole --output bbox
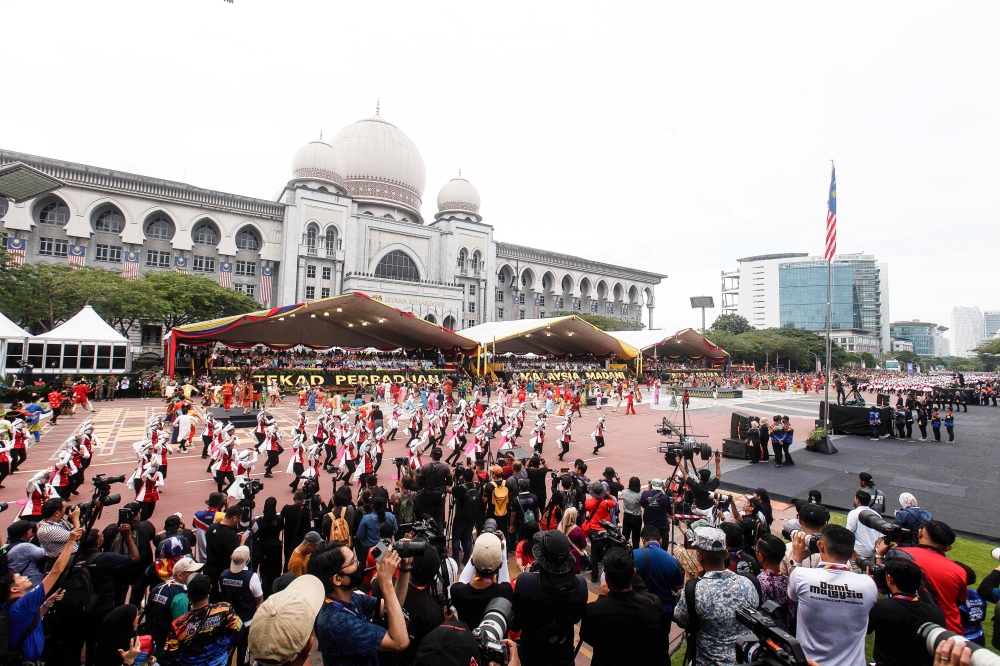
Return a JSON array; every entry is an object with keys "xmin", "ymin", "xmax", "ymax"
[
  {"xmin": 5, "ymin": 237, "xmax": 26, "ymax": 267},
  {"xmin": 259, "ymin": 265, "xmax": 273, "ymax": 304},
  {"xmin": 218, "ymin": 261, "xmax": 233, "ymax": 288},
  {"xmin": 67, "ymin": 244, "xmax": 86, "ymax": 267},
  {"xmin": 825, "ymin": 166, "xmax": 837, "ymax": 262},
  {"xmin": 122, "ymin": 250, "xmax": 140, "ymax": 280}
]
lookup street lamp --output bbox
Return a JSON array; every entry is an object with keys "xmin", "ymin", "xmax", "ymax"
[{"xmin": 690, "ymin": 296, "xmax": 715, "ymax": 333}]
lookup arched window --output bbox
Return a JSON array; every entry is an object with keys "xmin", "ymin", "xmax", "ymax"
[
  {"xmin": 146, "ymin": 215, "xmax": 174, "ymax": 240},
  {"xmin": 425, "ymin": 313, "xmax": 437, "ymax": 324},
  {"xmin": 236, "ymin": 228, "xmax": 261, "ymax": 251},
  {"xmin": 375, "ymin": 250, "xmax": 420, "ymax": 282},
  {"xmin": 325, "ymin": 227, "xmax": 337, "ymax": 250},
  {"xmin": 305, "ymin": 223, "xmax": 318, "ymax": 249},
  {"xmin": 472, "ymin": 250, "xmax": 482, "ymax": 271},
  {"xmin": 192, "ymin": 221, "xmax": 219, "ymax": 246},
  {"xmin": 457, "ymin": 248, "xmax": 468, "ymax": 269},
  {"xmin": 38, "ymin": 199, "xmax": 69, "ymax": 226},
  {"xmin": 443, "ymin": 315, "xmax": 457, "ymax": 330},
  {"xmin": 94, "ymin": 208, "xmax": 124, "ymax": 233}
]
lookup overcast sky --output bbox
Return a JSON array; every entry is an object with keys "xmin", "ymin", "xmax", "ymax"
[{"xmin": 4, "ymin": 1, "xmax": 998, "ymax": 339}]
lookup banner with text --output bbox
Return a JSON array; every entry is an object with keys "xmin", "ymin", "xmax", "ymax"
[
  {"xmin": 247, "ymin": 369, "xmax": 455, "ymax": 388},
  {"xmin": 495, "ymin": 370, "xmax": 628, "ymax": 383}
]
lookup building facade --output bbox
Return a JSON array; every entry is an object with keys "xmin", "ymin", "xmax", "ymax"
[
  {"xmin": 984, "ymin": 311, "xmax": 1000, "ymax": 339},
  {"xmin": 829, "ymin": 329, "xmax": 881, "ymax": 355},
  {"xmin": 951, "ymin": 307, "xmax": 984, "ymax": 358},
  {"xmin": 0, "ymin": 106, "xmax": 664, "ymax": 354},
  {"xmin": 889, "ymin": 321, "xmax": 950, "ymax": 358},
  {"xmin": 729, "ymin": 252, "xmax": 889, "ymax": 353}
]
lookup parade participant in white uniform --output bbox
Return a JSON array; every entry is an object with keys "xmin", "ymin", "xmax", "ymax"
[
  {"xmin": 498, "ymin": 421, "xmax": 516, "ymax": 452},
  {"xmin": 262, "ymin": 423, "xmax": 283, "ymax": 477},
  {"xmin": 294, "ymin": 407, "xmax": 308, "ymax": 437},
  {"xmin": 201, "ymin": 413, "xmax": 217, "ymax": 459},
  {"xmin": 407, "ymin": 433, "xmax": 426, "ymax": 471},
  {"xmin": 386, "ymin": 406, "xmax": 400, "ymax": 440},
  {"xmin": 67, "ymin": 433, "xmax": 90, "ymax": 495},
  {"xmin": 336, "ymin": 425, "xmax": 359, "ymax": 484},
  {"xmin": 0, "ymin": 435, "xmax": 14, "ymax": 489},
  {"xmin": 287, "ymin": 432, "xmax": 307, "ymax": 490},
  {"xmin": 254, "ymin": 407, "xmax": 273, "ymax": 448},
  {"xmin": 229, "ymin": 448, "xmax": 258, "ymax": 500},
  {"xmin": 370, "ymin": 425, "xmax": 386, "ymax": 473},
  {"xmin": 135, "ymin": 461, "xmax": 165, "ymax": 519},
  {"xmin": 80, "ymin": 420, "xmax": 98, "ymax": 473},
  {"xmin": 529, "ymin": 416, "xmax": 547, "ymax": 455},
  {"xmin": 212, "ymin": 438, "xmax": 237, "ymax": 493},
  {"xmin": 18, "ymin": 469, "xmax": 53, "ymax": 521},
  {"xmin": 151, "ymin": 436, "xmax": 172, "ymax": 479},
  {"xmin": 556, "ymin": 414, "xmax": 573, "ymax": 462},
  {"xmin": 445, "ymin": 417, "xmax": 467, "ymax": 466},
  {"xmin": 592, "ymin": 416, "xmax": 607, "ymax": 455},
  {"xmin": 312, "ymin": 410, "xmax": 328, "ymax": 447},
  {"xmin": 50, "ymin": 445, "xmax": 78, "ymax": 500}
]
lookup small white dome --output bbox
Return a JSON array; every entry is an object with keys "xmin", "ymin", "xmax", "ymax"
[
  {"xmin": 329, "ymin": 106, "xmax": 426, "ymax": 220},
  {"xmin": 436, "ymin": 173, "xmax": 481, "ymax": 217},
  {"xmin": 291, "ymin": 139, "xmax": 346, "ymax": 190}
]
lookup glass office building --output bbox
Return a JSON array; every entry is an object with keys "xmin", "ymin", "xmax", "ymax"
[
  {"xmin": 890, "ymin": 321, "xmax": 948, "ymax": 357},
  {"xmin": 779, "ymin": 255, "xmax": 883, "ymax": 337}
]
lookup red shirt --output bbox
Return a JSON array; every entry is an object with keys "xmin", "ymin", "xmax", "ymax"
[
  {"xmin": 899, "ymin": 545, "xmax": 967, "ymax": 632},
  {"xmin": 583, "ymin": 496, "xmax": 617, "ymax": 536},
  {"xmin": 72, "ymin": 384, "xmax": 91, "ymax": 403},
  {"xmin": 47, "ymin": 391, "xmax": 63, "ymax": 408}
]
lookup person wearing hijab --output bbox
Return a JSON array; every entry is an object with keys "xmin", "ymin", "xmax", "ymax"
[
  {"xmin": 753, "ymin": 488, "xmax": 774, "ymax": 528},
  {"xmin": 91, "ymin": 604, "xmax": 146, "ymax": 666},
  {"xmin": 891, "ymin": 493, "xmax": 933, "ymax": 546}
]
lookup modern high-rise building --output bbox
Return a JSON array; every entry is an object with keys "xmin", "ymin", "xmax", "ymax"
[
  {"xmin": 730, "ymin": 252, "xmax": 889, "ymax": 352},
  {"xmin": 951, "ymin": 307, "xmax": 984, "ymax": 358},
  {"xmin": 984, "ymin": 311, "xmax": 1000, "ymax": 338},
  {"xmin": 889, "ymin": 321, "xmax": 950, "ymax": 357}
]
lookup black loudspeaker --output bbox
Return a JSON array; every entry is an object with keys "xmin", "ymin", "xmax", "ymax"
[
  {"xmin": 877, "ymin": 394, "xmax": 890, "ymax": 407},
  {"xmin": 722, "ymin": 437, "xmax": 752, "ymax": 460},
  {"xmin": 810, "ymin": 437, "xmax": 838, "ymax": 455},
  {"xmin": 730, "ymin": 411, "xmax": 754, "ymax": 440}
]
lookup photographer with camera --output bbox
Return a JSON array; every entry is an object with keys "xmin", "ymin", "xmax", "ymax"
[
  {"xmin": 683, "ymin": 452, "xmax": 723, "ymax": 521},
  {"xmin": 311, "ymin": 539, "xmax": 412, "ymax": 662},
  {"xmin": 846, "ymin": 490, "xmax": 882, "ymax": 559},
  {"xmin": 416, "ymin": 447, "xmax": 452, "ymax": 533},
  {"xmin": 205, "ymin": 506, "xmax": 251, "ymax": 599},
  {"xmin": 415, "ymin": 615, "xmax": 520, "ymax": 666},
  {"xmin": 780, "ymin": 503, "xmax": 829, "ymax": 574},
  {"xmin": 584, "ymin": 482, "xmax": 618, "ymax": 584},
  {"xmin": 580, "ymin": 546, "xmax": 663, "ymax": 665},
  {"xmin": 451, "ymin": 532, "xmax": 513, "ymax": 627},
  {"xmin": 880, "ymin": 519, "xmax": 968, "ymax": 634},
  {"xmin": 399, "ymin": 543, "xmax": 450, "ymax": 666},
  {"xmin": 451, "ymin": 467, "xmax": 479, "ymax": 566},
  {"xmin": 673, "ymin": 526, "xmax": 759, "ymax": 666},
  {"xmin": 788, "ymin": 525, "xmax": 877, "ymax": 666},
  {"xmin": 867, "ymin": 556, "xmax": 946, "ymax": 666},
  {"xmin": 36, "ymin": 498, "xmax": 81, "ymax": 565}
]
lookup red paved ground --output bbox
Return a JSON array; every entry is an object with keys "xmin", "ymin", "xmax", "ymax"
[{"xmin": 0, "ymin": 393, "xmax": 808, "ymax": 664}]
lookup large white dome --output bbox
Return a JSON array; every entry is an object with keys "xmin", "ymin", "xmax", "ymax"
[
  {"xmin": 291, "ymin": 138, "xmax": 347, "ymax": 191},
  {"xmin": 436, "ymin": 173, "xmax": 481, "ymax": 218},
  {"xmin": 329, "ymin": 108, "xmax": 426, "ymax": 219}
]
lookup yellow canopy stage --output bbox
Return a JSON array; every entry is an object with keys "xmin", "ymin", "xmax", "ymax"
[
  {"xmin": 608, "ymin": 328, "xmax": 730, "ymax": 363},
  {"xmin": 459, "ymin": 317, "xmax": 640, "ymax": 359},
  {"xmin": 167, "ymin": 292, "xmax": 477, "ymax": 376}
]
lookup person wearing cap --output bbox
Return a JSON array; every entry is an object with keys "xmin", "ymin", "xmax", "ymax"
[
  {"xmin": 779, "ymin": 502, "xmax": 829, "ymax": 574},
  {"xmin": 163, "ymin": 572, "xmax": 243, "ymax": 666},
  {"xmin": 146, "ymin": 557, "xmax": 204, "ymax": 661},
  {"xmin": 451, "ymin": 532, "xmax": 513, "ymax": 627},
  {"xmin": 247, "ymin": 574, "xmax": 325, "ymax": 666},
  {"xmin": 858, "ymin": 472, "xmax": 886, "ymax": 513},
  {"xmin": 218, "ymin": 545, "xmax": 264, "ymax": 666},
  {"xmin": 845, "ymin": 490, "xmax": 882, "ymax": 559},
  {"xmin": 287, "ymin": 531, "xmax": 323, "ymax": 576},
  {"xmin": 673, "ymin": 526, "xmax": 759, "ymax": 666},
  {"xmin": 584, "ymin": 481, "xmax": 618, "ymax": 584},
  {"xmin": 155, "ymin": 514, "xmax": 195, "ymax": 558},
  {"xmin": 510, "ymin": 530, "xmax": 588, "ymax": 666},
  {"xmin": 194, "ymin": 492, "xmax": 228, "ymax": 563}
]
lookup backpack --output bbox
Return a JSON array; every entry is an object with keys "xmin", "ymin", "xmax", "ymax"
[
  {"xmin": 399, "ymin": 492, "xmax": 417, "ymax": 525},
  {"xmin": 520, "ymin": 495, "xmax": 538, "ymax": 530},
  {"xmin": 59, "ymin": 552, "xmax": 102, "ymax": 619},
  {"xmin": 328, "ymin": 507, "xmax": 352, "ymax": 546},
  {"xmin": 491, "ymin": 481, "xmax": 510, "ymax": 517},
  {"xmin": 539, "ymin": 503, "xmax": 562, "ymax": 531}
]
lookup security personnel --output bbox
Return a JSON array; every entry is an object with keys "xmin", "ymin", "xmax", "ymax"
[{"xmin": 218, "ymin": 545, "xmax": 263, "ymax": 666}]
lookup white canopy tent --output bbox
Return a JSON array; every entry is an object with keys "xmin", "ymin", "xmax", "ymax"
[
  {"xmin": 28, "ymin": 306, "xmax": 131, "ymax": 374},
  {"xmin": 0, "ymin": 311, "xmax": 30, "ymax": 377}
]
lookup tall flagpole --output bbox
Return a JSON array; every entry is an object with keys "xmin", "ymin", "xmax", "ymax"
[{"xmin": 824, "ymin": 161, "xmax": 837, "ymax": 434}]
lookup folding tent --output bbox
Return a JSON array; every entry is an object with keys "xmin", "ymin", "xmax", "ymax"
[{"xmin": 30, "ymin": 305, "xmax": 131, "ymax": 374}]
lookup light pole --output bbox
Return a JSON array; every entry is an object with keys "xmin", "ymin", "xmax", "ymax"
[{"xmin": 690, "ymin": 296, "xmax": 715, "ymax": 333}]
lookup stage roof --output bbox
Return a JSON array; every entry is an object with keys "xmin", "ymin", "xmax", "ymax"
[
  {"xmin": 608, "ymin": 328, "xmax": 729, "ymax": 361},
  {"xmin": 167, "ymin": 293, "xmax": 478, "ymax": 374},
  {"xmin": 459, "ymin": 317, "xmax": 639, "ymax": 358}
]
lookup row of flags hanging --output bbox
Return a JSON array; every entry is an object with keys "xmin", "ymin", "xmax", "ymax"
[{"xmin": 3, "ymin": 237, "xmax": 272, "ymax": 304}]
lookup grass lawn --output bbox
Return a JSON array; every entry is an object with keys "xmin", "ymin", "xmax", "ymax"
[{"xmin": 668, "ymin": 511, "xmax": 999, "ymax": 664}]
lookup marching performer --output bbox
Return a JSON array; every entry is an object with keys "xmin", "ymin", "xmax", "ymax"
[
  {"xmin": 556, "ymin": 414, "xmax": 573, "ymax": 462},
  {"xmin": 262, "ymin": 423, "xmax": 283, "ymax": 477},
  {"xmin": 151, "ymin": 434, "xmax": 172, "ymax": 479},
  {"xmin": 312, "ymin": 409, "xmax": 328, "ymax": 448},
  {"xmin": 407, "ymin": 432, "xmax": 426, "ymax": 471},
  {"xmin": 50, "ymin": 445, "xmax": 77, "ymax": 500},
  {"xmin": 68, "ymin": 434, "xmax": 90, "ymax": 495},
  {"xmin": 0, "ymin": 434, "xmax": 13, "ymax": 488},
  {"xmin": 371, "ymin": 426, "xmax": 386, "ymax": 472},
  {"xmin": 529, "ymin": 415, "xmax": 546, "ymax": 455},
  {"xmin": 254, "ymin": 407, "xmax": 273, "ymax": 448},
  {"xmin": 287, "ymin": 432, "xmax": 307, "ymax": 491},
  {"xmin": 201, "ymin": 413, "xmax": 217, "ymax": 459},
  {"xmin": 18, "ymin": 469, "xmax": 53, "ymax": 521},
  {"xmin": 80, "ymin": 421, "xmax": 98, "ymax": 473},
  {"xmin": 212, "ymin": 438, "xmax": 237, "ymax": 493},
  {"xmin": 229, "ymin": 449, "xmax": 258, "ymax": 501},
  {"xmin": 295, "ymin": 407, "xmax": 308, "ymax": 437},
  {"xmin": 591, "ymin": 415, "xmax": 607, "ymax": 455},
  {"xmin": 9, "ymin": 417, "xmax": 29, "ymax": 473},
  {"xmin": 445, "ymin": 416, "xmax": 467, "ymax": 466},
  {"xmin": 386, "ymin": 405, "xmax": 400, "ymax": 441},
  {"xmin": 135, "ymin": 461, "xmax": 164, "ymax": 519},
  {"xmin": 335, "ymin": 426, "xmax": 359, "ymax": 484}
]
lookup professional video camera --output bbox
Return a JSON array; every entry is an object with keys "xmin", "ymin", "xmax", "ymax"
[
  {"xmin": 857, "ymin": 509, "xmax": 912, "ymax": 543},
  {"xmin": 735, "ymin": 601, "xmax": 808, "ymax": 665},
  {"xmin": 77, "ymin": 473, "xmax": 125, "ymax": 527},
  {"xmin": 243, "ymin": 478, "xmax": 264, "ymax": 500},
  {"xmin": 661, "ymin": 438, "xmax": 714, "ymax": 467},
  {"xmin": 919, "ymin": 623, "xmax": 1000, "ymax": 666},
  {"xmin": 398, "ymin": 518, "xmax": 439, "ymax": 538},
  {"xmin": 780, "ymin": 525, "xmax": 820, "ymax": 554},
  {"xmin": 657, "ymin": 417, "xmax": 679, "ymax": 437},
  {"xmin": 595, "ymin": 520, "xmax": 630, "ymax": 550},
  {"xmin": 299, "ymin": 476, "xmax": 320, "ymax": 498},
  {"xmin": 391, "ymin": 457, "xmax": 408, "ymax": 467},
  {"xmin": 369, "ymin": 538, "xmax": 428, "ymax": 564},
  {"xmin": 473, "ymin": 597, "xmax": 512, "ymax": 665}
]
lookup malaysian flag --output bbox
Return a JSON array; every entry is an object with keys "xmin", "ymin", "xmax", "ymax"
[
  {"xmin": 590, "ymin": 302, "xmax": 598, "ymax": 313},
  {"xmin": 554, "ymin": 297, "xmax": 563, "ymax": 309},
  {"xmin": 621, "ymin": 304, "xmax": 629, "ymax": 316},
  {"xmin": 67, "ymin": 244, "xmax": 86, "ymax": 267},
  {"xmin": 535, "ymin": 297, "xmax": 543, "ymax": 307},
  {"xmin": 825, "ymin": 165, "xmax": 837, "ymax": 262},
  {"xmin": 218, "ymin": 261, "xmax": 233, "ymax": 288},
  {"xmin": 173, "ymin": 255, "xmax": 188, "ymax": 273},
  {"xmin": 573, "ymin": 300, "xmax": 581, "ymax": 311},
  {"xmin": 259, "ymin": 265, "xmax": 273, "ymax": 304},
  {"xmin": 606, "ymin": 303, "xmax": 614, "ymax": 315},
  {"xmin": 5, "ymin": 237, "xmax": 26, "ymax": 267},
  {"xmin": 122, "ymin": 250, "xmax": 140, "ymax": 280}
]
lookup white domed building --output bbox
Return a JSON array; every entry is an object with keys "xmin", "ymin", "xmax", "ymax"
[{"xmin": 0, "ymin": 104, "xmax": 664, "ymax": 348}]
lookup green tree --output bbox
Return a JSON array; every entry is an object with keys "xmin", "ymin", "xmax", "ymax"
[
  {"xmin": 544, "ymin": 311, "xmax": 645, "ymax": 331},
  {"xmin": 90, "ymin": 276, "xmax": 168, "ymax": 337},
  {"xmin": 947, "ymin": 356, "xmax": 983, "ymax": 371},
  {"xmin": 142, "ymin": 271, "xmax": 261, "ymax": 330},
  {"xmin": 890, "ymin": 350, "xmax": 921, "ymax": 365},
  {"xmin": 710, "ymin": 313, "xmax": 753, "ymax": 335},
  {"xmin": 860, "ymin": 352, "xmax": 877, "ymax": 368},
  {"xmin": 0, "ymin": 263, "xmax": 110, "ymax": 331},
  {"xmin": 974, "ymin": 339, "xmax": 1000, "ymax": 371}
]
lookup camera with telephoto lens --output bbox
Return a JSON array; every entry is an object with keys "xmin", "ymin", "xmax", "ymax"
[
  {"xmin": 398, "ymin": 518, "xmax": 438, "ymax": 538},
  {"xmin": 473, "ymin": 597, "xmax": 512, "ymax": 665},
  {"xmin": 391, "ymin": 456, "xmax": 408, "ymax": 466},
  {"xmin": 481, "ymin": 518, "xmax": 499, "ymax": 536},
  {"xmin": 854, "ymin": 556, "xmax": 888, "ymax": 593},
  {"xmin": 659, "ymin": 437, "xmax": 713, "ymax": 466},
  {"xmin": 857, "ymin": 509, "xmax": 912, "ymax": 543},
  {"xmin": 77, "ymin": 473, "xmax": 124, "ymax": 524},
  {"xmin": 780, "ymin": 526, "xmax": 820, "ymax": 554},
  {"xmin": 710, "ymin": 491, "xmax": 732, "ymax": 507},
  {"xmin": 735, "ymin": 601, "xmax": 808, "ymax": 665},
  {"xmin": 0, "ymin": 502, "xmax": 7, "ymax": 513},
  {"xmin": 243, "ymin": 478, "xmax": 264, "ymax": 500},
  {"xmin": 595, "ymin": 520, "xmax": 630, "ymax": 550},
  {"xmin": 299, "ymin": 476, "xmax": 320, "ymax": 498},
  {"xmin": 369, "ymin": 538, "xmax": 427, "ymax": 564},
  {"xmin": 919, "ymin": 623, "xmax": 1000, "ymax": 666}
]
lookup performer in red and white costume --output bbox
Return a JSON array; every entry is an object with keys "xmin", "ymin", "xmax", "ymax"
[
  {"xmin": 18, "ymin": 469, "xmax": 54, "ymax": 521},
  {"xmin": 67, "ymin": 434, "xmax": 90, "ymax": 495},
  {"xmin": 10, "ymin": 418, "xmax": 29, "ymax": 473},
  {"xmin": 407, "ymin": 432, "xmax": 426, "ymax": 471},
  {"xmin": 212, "ymin": 439, "xmax": 236, "ymax": 493},
  {"xmin": 201, "ymin": 413, "xmax": 217, "ymax": 459},
  {"xmin": 229, "ymin": 448, "xmax": 258, "ymax": 501},
  {"xmin": 591, "ymin": 415, "xmax": 607, "ymax": 455},
  {"xmin": 151, "ymin": 436, "xmax": 172, "ymax": 479},
  {"xmin": 386, "ymin": 406, "xmax": 400, "ymax": 441},
  {"xmin": 295, "ymin": 407, "xmax": 308, "ymax": 437},
  {"xmin": 50, "ymin": 446, "xmax": 78, "ymax": 500},
  {"xmin": 556, "ymin": 414, "xmax": 573, "ymax": 462},
  {"xmin": 529, "ymin": 416, "xmax": 547, "ymax": 455},
  {"xmin": 135, "ymin": 462, "xmax": 164, "ymax": 519},
  {"xmin": 369, "ymin": 426, "xmax": 386, "ymax": 473},
  {"xmin": 336, "ymin": 425, "xmax": 359, "ymax": 483},
  {"xmin": 80, "ymin": 421, "xmax": 98, "ymax": 473},
  {"xmin": 262, "ymin": 424, "xmax": 282, "ymax": 477},
  {"xmin": 445, "ymin": 416, "xmax": 467, "ymax": 466},
  {"xmin": 254, "ymin": 407, "xmax": 273, "ymax": 448},
  {"xmin": 286, "ymin": 432, "xmax": 307, "ymax": 491},
  {"xmin": 0, "ymin": 436, "xmax": 13, "ymax": 488}
]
